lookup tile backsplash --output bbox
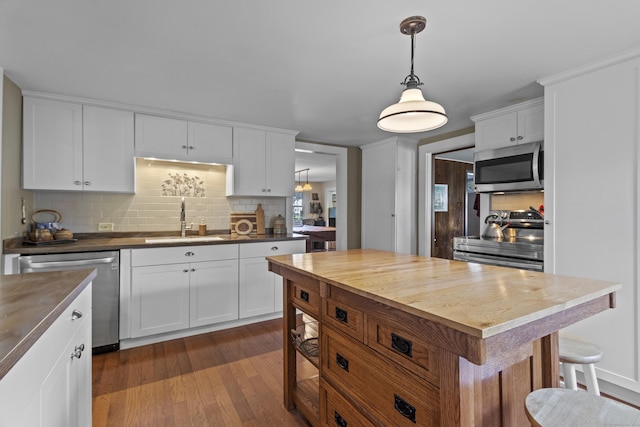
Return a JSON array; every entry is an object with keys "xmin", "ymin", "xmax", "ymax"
[
  {"xmin": 490, "ymin": 191, "xmax": 544, "ymax": 212},
  {"xmin": 33, "ymin": 159, "xmax": 287, "ymax": 233}
]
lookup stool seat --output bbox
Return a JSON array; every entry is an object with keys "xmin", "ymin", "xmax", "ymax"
[
  {"xmin": 559, "ymin": 332, "xmax": 603, "ymax": 395},
  {"xmin": 559, "ymin": 333, "xmax": 603, "ymax": 364},
  {"xmin": 525, "ymin": 388, "xmax": 640, "ymax": 427}
]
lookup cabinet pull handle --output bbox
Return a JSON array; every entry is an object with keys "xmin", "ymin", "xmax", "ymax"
[
  {"xmin": 71, "ymin": 344, "xmax": 85, "ymax": 360},
  {"xmin": 334, "ymin": 411, "xmax": 347, "ymax": 427},
  {"xmin": 335, "ymin": 307, "xmax": 348, "ymax": 323},
  {"xmin": 394, "ymin": 394, "xmax": 416, "ymax": 423},
  {"xmin": 271, "ymin": 246, "xmax": 279, "ymax": 251},
  {"xmin": 335, "ymin": 353, "xmax": 349, "ymax": 372},
  {"xmin": 299, "ymin": 290, "xmax": 309, "ymax": 302},
  {"xmin": 71, "ymin": 309, "xmax": 83, "ymax": 320},
  {"xmin": 391, "ymin": 333, "xmax": 413, "ymax": 357},
  {"xmin": 185, "ymin": 251, "xmax": 195, "ymax": 256}
]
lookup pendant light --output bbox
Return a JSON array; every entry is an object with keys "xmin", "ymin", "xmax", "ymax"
[
  {"xmin": 377, "ymin": 16, "xmax": 448, "ymax": 133},
  {"xmin": 303, "ymin": 169, "xmax": 312, "ymax": 191},
  {"xmin": 294, "ymin": 171, "xmax": 303, "ymax": 192}
]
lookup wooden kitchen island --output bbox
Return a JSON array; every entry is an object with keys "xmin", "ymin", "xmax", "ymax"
[{"xmin": 267, "ymin": 249, "xmax": 620, "ymax": 426}]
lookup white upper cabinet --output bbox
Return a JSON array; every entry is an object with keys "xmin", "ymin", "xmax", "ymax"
[
  {"xmin": 23, "ymin": 96, "xmax": 135, "ymax": 192},
  {"xmin": 472, "ymin": 98, "xmax": 544, "ymax": 151},
  {"xmin": 134, "ymin": 113, "xmax": 233, "ymax": 164},
  {"xmin": 226, "ymin": 127, "xmax": 296, "ymax": 197}
]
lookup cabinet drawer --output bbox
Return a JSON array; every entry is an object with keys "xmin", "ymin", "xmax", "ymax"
[
  {"xmin": 320, "ymin": 379, "xmax": 375, "ymax": 427},
  {"xmin": 132, "ymin": 244, "xmax": 238, "ymax": 266},
  {"xmin": 239, "ymin": 240, "xmax": 305, "ymax": 258},
  {"xmin": 367, "ymin": 313, "xmax": 439, "ymax": 385},
  {"xmin": 323, "ymin": 287, "xmax": 364, "ymax": 341},
  {"xmin": 322, "ymin": 326, "xmax": 440, "ymax": 426},
  {"xmin": 292, "ymin": 281, "xmax": 321, "ymax": 317}
]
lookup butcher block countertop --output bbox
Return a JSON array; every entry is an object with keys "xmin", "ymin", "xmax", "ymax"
[
  {"xmin": 267, "ymin": 249, "xmax": 620, "ymax": 340},
  {"xmin": 3, "ymin": 232, "xmax": 307, "ymax": 255},
  {"xmin": 0, "ymin": 268, "xmax": 96, "ymax": 381}
]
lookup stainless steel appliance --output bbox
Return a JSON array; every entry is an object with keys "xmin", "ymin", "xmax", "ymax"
[
  {"xmin": 19, "ymin": 251, "xmax": 120, "ymax": 354},
  {"xmin": 474, "ymin": 141, "xmax": 543, "ymax": 193},
  {"xmin": 453, "ymin": 209, "xmax": 544, "ymax": 271}
]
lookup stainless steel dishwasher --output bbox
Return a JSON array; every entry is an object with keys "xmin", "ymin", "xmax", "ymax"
[{"xmin": 19, "ymin": 251, "xmax": 120, "ymax": 354}]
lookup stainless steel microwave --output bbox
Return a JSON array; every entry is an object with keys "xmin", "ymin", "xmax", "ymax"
[{"xmin": 473, "ymin": 141, "xmax": 543, "ymax": 193}]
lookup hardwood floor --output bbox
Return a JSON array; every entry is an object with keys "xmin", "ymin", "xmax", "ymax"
[{"xmin": 92, "ymin": 319, "xmax": 311, "ymax": 426}]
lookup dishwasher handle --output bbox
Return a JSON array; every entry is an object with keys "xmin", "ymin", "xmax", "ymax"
[{"xmin": 22, "ymin": 256, "xmax": 117, "ymax": 270}]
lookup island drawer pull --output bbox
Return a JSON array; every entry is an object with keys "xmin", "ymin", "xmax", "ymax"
[
  {"xmin": 334, "ymin": 411, "xmax": 347, "ymax": 427},
  {"xmin": 71, "ymin": 309, "xmax": 83, "ymax": 320},
  {"xmin": 391, "ymin": 333, "xmax": 413, "ymax": 357},
  {"xmin": 394, "ymin": 394, "xmax": 416, "ymax": 423},
  {"xmin": 299, "ymin": 290, "xmax": 309, "ymax": 302},
  {"xmin": 336, "ymin": 353, "xmax": 349, "ymax": 372},
  {"xmin": 335, "ymin": 307, "xmax": 348, "ymax": 323}
]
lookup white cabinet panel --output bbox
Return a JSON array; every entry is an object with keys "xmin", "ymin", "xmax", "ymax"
[
  {"xmin": 134, "ymin": 114, "xmax": 233, "ymax": 164},
  {"xmin": 239, "ymin": 256, "xmax": 275, "ymax": 318},
  {"xmin": 131, "ymin": 264, "xmax": 190, "ymax": 337},
  {"xmin": 22, "ymin": 97, "xmax": 83, "ymax": 191},
  {"xmin": 22, "ymin": 96, "xmax": 135, "ymax": 192},
  {"xmin": 226, "ymin": 127, "xmax": 295, "ymax": 197},
  {"xmin": 190, "ymin": 259, "xmax": 239, "ymax": 327},
  {"xmin": 542, "ymin": 55, "xmax": 640, "ymax": 397}
]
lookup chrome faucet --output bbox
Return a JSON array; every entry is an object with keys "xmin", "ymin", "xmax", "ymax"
[{"xmin": 180, "ymin": 197, "xmax": 193, "ymax": 237}]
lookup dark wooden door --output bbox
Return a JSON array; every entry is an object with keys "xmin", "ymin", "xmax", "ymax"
[{"xmin": 432, "ymin": 159, "xmax": 473, "ymax": 259}]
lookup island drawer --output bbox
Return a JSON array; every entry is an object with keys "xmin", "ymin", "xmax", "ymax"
[
  {"xmin": 320, "ymin": 379, "xmax": 375, "ymax": 427},
  {"xmin": 366, "ymin": 313, "xmax": 440, "ymax": 385},
  {"xmin": 291, "ymin": 281, "xmax": 321, "ymax": 317},
  {"xmin": 323, "ymin": 286, "xmax": 365, "ymax": 341},
  {"xmin": 321, "ymin": 325, "xmax": 440, "ymax": 426}
]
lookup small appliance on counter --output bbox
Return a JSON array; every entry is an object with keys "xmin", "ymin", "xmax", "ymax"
[{"xmin": 273, "ymin": 215, "xmax": 287, "ymax": 235}]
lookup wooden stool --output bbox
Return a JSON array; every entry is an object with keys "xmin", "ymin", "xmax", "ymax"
[
  {"xmin": 559, "ymin": 332, "xmax": 603, "ymax": 395},
  {"xmin": 525, "ymin": 388, "xmax": 640, "ymax": 426}
]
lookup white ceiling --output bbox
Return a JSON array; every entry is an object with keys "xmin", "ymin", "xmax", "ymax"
[{"xmin": 2, "ymin": 1, "xmax": 640, "ymax": 150}]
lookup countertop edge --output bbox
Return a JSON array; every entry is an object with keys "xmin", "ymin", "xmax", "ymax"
[{"xmin": 0, "ymin": 269, "xmax": 97, "ymax": 381}]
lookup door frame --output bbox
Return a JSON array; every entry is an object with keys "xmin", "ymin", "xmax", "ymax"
[
  {"xmin": 294, "ymin": 141, "xmax": 348, "ymax": 251},
  {"xmin": 418, "ymin": 133, "xmax": 475, "ymax": 256}
]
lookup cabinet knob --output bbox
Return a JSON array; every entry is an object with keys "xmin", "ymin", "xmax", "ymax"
[
  {"xmin": 71, "ymin": 309, "xmax": 83, "ymax": 320},
  {"xmin": 517, "ymin": 135, "xmax": 523, "ymax": 140},
  {"xmin": 84, "ymin": 181, "xmax": 91, "ymax": 186},
  {"xmin": 545, "ymin": 220, "xmax": 550, "ymax": 225},
  {"xmin": 70, "ymin": 344, "xmax": 85, "ymax": 360},
  {"xmin": 74, "ymin": 181, "xmax": 82, "ymax": 185},
  {"xmin": 510, "ymin": 137, "xmax": 516, "ymax": 142},
  {"xmin": 267, "ymin": 188, "xmax": 271, "ymax": 192},
  {"xmin": 191, "ymin": 268, "xmax": 196, "ymax": 272},
  {"xmin": 185, "ymin": 251, "xmax": 195, "ymax": 257},
  {"xmin": 182, "ymin": 145, "xmax": 188, "ymax": 149},
  {"xmin": 188, "ymin": 146, "xmax": 194, "ymax": 150},
  {"xmin": 271, "ymin": 246, "xmax": 279, "ymax": 251},
  {"xmin": 183, "ymin": 269, "xmax": 189, "ymax": 273}
]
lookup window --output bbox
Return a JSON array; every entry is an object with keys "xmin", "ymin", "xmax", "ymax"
[{"xmin": 292, "ymin": 192, "xmax": 303, "ymax": 226}]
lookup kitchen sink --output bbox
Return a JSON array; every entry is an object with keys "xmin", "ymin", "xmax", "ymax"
[{"xmin": 144, "ymin": 236, "xmax": 226, "ymax": 244}]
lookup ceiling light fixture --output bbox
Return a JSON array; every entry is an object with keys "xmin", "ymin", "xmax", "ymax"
[
  {"xmin": 294, "ymin": 170, "xmax": 303, "ymax": 192},
  {"xmin": 303, "ymin": 169, "xmax": 312, "ymax": 191},
  {"xmin": 377, "ymin": 16, "xmax": 448, "ymax": 133}
]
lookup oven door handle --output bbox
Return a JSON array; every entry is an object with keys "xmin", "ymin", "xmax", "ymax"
[
  {"xmin": 22, "ymin": 257, "xmax": 117, "ymax": 269},
  {"xmin": 454, "ymin": 252, "xmax": 543, "ymax": 271}
]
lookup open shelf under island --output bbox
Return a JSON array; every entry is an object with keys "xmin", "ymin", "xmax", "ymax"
[{"xmin": 267, "ymin": 249, "xmax": 620, "ymax": 427}]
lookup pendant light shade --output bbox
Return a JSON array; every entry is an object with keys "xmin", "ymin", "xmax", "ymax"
[
  {"xmin": 303, "ymin": 169, "xmax": 312, "ymax": 191},
  {"xmin": 378, "ymin": 16, "xmax": 448, "ymax": 133},
  {"xmin": 294, "ymin": 171, "xmax": 303, "ymax": 192}
]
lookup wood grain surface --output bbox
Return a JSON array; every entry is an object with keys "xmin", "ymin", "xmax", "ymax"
[{"xmin": 267, "ymin": 249, "xmax": 620, "ymax": 339}]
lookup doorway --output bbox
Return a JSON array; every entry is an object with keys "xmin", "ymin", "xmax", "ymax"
[{"xmin": 431, "ymin": 154, "xmax": 474, "ymax": 259}]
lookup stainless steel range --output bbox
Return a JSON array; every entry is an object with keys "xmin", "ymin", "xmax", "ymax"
[{"xmin": 453, "ymin": 209, "xmax": 544, "ymax": 271}]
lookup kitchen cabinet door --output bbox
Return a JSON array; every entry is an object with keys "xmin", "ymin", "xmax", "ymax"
[
  {"xmin": 134, "ymin": 113, "xmax": 188, "ymax": 160},
  {"xmin": 188, "ymin": 121, "xmax": 233, "ymax": 164},
  {"xmin": 226, "ymin": 127, "xmax": 295, "ymax": 197},
  {"xmin": 83, "ymin": 105, "xmax": 135, "ymax": 192},
  {"xmin": 472, "ymin": 98, "xmax": 544, "ymax": 151},
  {"xmin": 189, "ymin": 259, "xmax": 239, "ymax": 327},
  {"xmin": 131, "ymin": 264, "xmax": 190, "ymax": 338},
  {"xmin": 23, "ymin": 97, "xmax": 83, "ymax": 191},
  {"xmin": 239, "ymin": 256, "xmax": 275, "ymax": 318}
]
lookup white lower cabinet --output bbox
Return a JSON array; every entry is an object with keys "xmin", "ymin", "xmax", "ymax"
[
  {"xmin": 130, "ymin": 245, "xmax": 239, "ymax": 339},
  {"xmin": 0, "ymin": 284, "xmax": 92, "ymax": 427},
  {"xmin": 239, "ymin": 240, "xmax": 305, "ymax": 318}
]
